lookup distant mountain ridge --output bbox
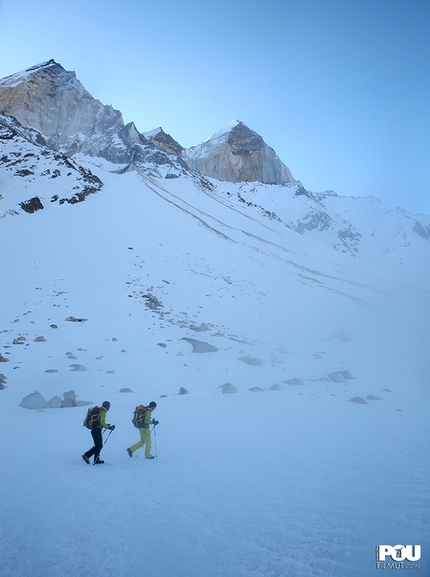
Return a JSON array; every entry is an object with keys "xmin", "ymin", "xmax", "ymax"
[
  {"xmin": 0, "ymin": 59, "xmax": 429, "ymax": 265},
  {"xmin": 0, "ymin": 60, "xmax": 293, "ymax": 185}
]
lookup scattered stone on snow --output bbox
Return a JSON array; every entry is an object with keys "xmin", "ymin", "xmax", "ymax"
[
  {"xmin": 69, "ymin": 364, "xmax": 87, "ymax": 371},
  {"xmin": 62, "ymin": 390, "xmax": 77, "ymax": 407},
  {"xmin": 48, "ymin": 395, "xmax": 62, "ymax": 408},
  {"xmin": 270, "ymin": 383, "xmax": 281, "ymax": 390},
  {"xmin": 238, "ymin": 355, "xmax": 262, "ymax": 366},
  {"xmin": 142, "ymin": 293, "xmax": 163, "ymax": 310},
  {"xmin": 50, "ymin": 324, "xmax": 58, "ymax": 329},
  {"xmin": 284, "ymin": 378, "xmax": 305, "ymax": 386},
  {"xmin": 220, "ymin": 382, "xmax": 237, "ymax": 394},
  {"xmin": 61, "ymin": 390, "xmax": 91, "ymax": 407},
  {"xmin": 181, "ymin": 337, "xmax": 219, "ymax": 353},
  {"xmin": 189, "ymin": 322, "xmax": 210, "ymax": 332},
  {"xmin": 178, "ymin": 387, "xmax": 189, "ymax": 395},
  {"xmin": 248, "ymin": 386, "xmax": 264, "ymax": 392},
  {"xmin": 0, "ymin": 352, "xmax": 9, "ymax": 362},
  {"xmin": 366, "ymin": 395, "xmax": 382, "ymax": 401},
  {"xmin": 20, "ymin": 390, "xmax": 50, "ymax": 410},
  {"xmin": 65, "ymin": 316, "xmax": 88, "ymax": 322},
  {"xmin": 328, "ymin": 372, "xmax": 345, "ymax": 382},
  {"xmin": 381, "ymin": 388, "xmax": 393, "ymax": 393},
  {"xmin": 157, "ymin": 343, "xmax": 167, "ymax": 348},
  {"xmin": 350, "ymin": 397, "xmax": 368, "ymax": 404},
  {"xmin": 45, "ymin": 369, "xmax": 58, "ymax": 373},
  {"xmin": 119, "ymin": 388, "xmax": 133, "ymax": 393},
  {"xmin": 0, "ymin": 373, "xmax": 7, "ymax": 389}
]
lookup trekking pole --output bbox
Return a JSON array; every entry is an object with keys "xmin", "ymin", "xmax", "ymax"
[
  {"xmin": 152, "ymin": 424, "xmax": 158, "ymax": 458},
  {"xmin": 104, "ymin": 427, "xmax": 114, "ymax": 445}
]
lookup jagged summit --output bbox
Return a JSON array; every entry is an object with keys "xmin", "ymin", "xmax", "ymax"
[
  {"xmin": 183, "ymin": 120, "xmax": 296, "ymax": 185},
  {"xmin": 143, "ymin": 127, "xmax": 184, "ymax": 156},
  {"xmin": 0, "ymin": 61, "xmax": 298, "ymax": 186},
  {"xmin": 203, "ymin": 120, "xmax": 241, "ymax": 143},
  {"xmin": 0, "ymin": 59, "xmax": 60, "ymax": 86},
  {"xmin": 0, "ymin": 59, "xmax": 124, "ymax": 152}
]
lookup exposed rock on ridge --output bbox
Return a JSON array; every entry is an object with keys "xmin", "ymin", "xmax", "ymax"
[
  {"xmin": 0, "ymin": 113, "xmax": 103, "ymax": 216},
  {"xmin": 0, "ymin": 60, "xmax": 123, "ymax": 149},
  {"xmin": 0, "ymin": 62, "xmax": 297, "ymax": 186},
  {"xmin": 144, "ymin": 127, "xmax": 184, "ymax": 157},
  {"xmin": 183, "ymin": 120, "xmax": 296, "ymax": 185}
]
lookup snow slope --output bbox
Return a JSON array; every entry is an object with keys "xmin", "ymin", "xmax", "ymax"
[{"xmin": 1, "ymin": 160, "xmax": 429, "ymax": 577}]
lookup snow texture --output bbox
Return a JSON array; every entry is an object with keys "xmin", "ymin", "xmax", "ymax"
[{"xmin": 1, "ymin": 145, "xmax": 429, "ymax": 577}]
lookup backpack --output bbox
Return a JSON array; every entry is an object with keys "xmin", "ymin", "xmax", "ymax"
[
  {"xmin": 132, "ymin": 405, "xmax": 147, "ymax": 428},
  {"xmin": 83, "ymin": 406, "xmax": 100, "ymax": 429}
]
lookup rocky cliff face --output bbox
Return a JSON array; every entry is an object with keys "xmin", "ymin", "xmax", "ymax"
[
  {"xmin": 0, "ymin": 113, "xmax": 103, "ymax": 217},
  {"xmin": 0, "ymin": 62, "xmax": 297, "ymax": 186},
  {"xmin": 0, "ymin": 60, "xmax": 123, "ymax": 147},
  {"xmin": 0, "ymin": 61, "xmax": 191, "ymax": 169},
  {"xmin": 183, "ymin": 120, "xmax": 296, "ymax": 185},
  {"xmin": 143, "ymin": 127, "xmax": 184, "ymax": 157}
]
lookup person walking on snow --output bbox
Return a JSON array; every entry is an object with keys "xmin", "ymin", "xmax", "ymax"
[
  {"xmin": 82, "ymin": 401, "xmax": 115, "ymax": 464},
  {"xmin": 127, "ymin": 401, "xmax": 158, "ymax": 459}
]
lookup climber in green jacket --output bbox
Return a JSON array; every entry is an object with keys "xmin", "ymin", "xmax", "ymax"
[
  {"xmin": 127, "ymin": 401, "xmax": 158, "ymax": 459},
  {"xmin": 82, "ymin": 401, "xmax": 115, "ymax": 465}
]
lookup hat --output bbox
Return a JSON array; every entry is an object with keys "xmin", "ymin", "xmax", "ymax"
[
  {"xmin": 102, "ymin": 401, "xmax": 111, "ymax": 408},
  {"xmin": 149, "ymin": 401, "xmax": 157, "ymax": 408}
]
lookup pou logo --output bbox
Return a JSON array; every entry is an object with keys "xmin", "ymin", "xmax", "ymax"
[{"xmin": 377, "ymin": 545, "xmax": 421, "ymax": 562}]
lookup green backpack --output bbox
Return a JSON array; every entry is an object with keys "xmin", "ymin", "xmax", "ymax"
[{"xmin": 83, "ymin": 406, "xmax": 100, "ymax": 429}]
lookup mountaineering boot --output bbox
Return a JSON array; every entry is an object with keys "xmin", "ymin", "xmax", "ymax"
[
  {"xmin": 127, "ymin": 448, "xmax": 133, "ymax": 458},
  {"xmin": 145, "ymin": 455, "xmax": 155, "ymax": 459},
  {"xmin": 82, "ymin": 454, "xmax": 90, "ymax": 464},
  {"xmin": 94, "ymin": 458, "xmax": 105, "ymax": 464}
]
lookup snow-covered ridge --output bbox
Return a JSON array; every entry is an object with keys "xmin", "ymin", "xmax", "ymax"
[
  {"xmin": 0, "ymin": 61, "xmax": 429, "ymax": 577},
  {"xmin": 203, "ymin": 119, "xmax": 241, "ymax": 143},
  {"xmin": 0, "ymin": 59, "xmax": 58, "ymax": 87}
]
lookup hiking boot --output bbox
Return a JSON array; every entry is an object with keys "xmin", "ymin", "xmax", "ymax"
[
  {"xmin": 127, "ymin": 448, "xmax": 133, "ymax": 458},
  {"xmin": 94, "ymin": 458, "xmax": 105, "ymax": 464},
  {"xmin": 82, "ymin": 454, "xmax": 90, "ymax": 464},
  {"xmin": 145, "ymin": 455, "xmax": 155, "ymax": 459}
]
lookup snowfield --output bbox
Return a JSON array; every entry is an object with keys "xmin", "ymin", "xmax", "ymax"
[{"xmin": 1, "ymin": 161, "xmax": 429, "ymax": 577}]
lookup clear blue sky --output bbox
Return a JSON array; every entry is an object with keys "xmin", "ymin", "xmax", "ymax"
[{"xmin": 0, "ymin": 0, "xmax": 429, "ymax": 214}]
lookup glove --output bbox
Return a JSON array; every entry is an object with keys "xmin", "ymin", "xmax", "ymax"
[
  {"xmin": 152, "ymin": 420, "xmax": 159, "ymax": 426},
  {"xmin": 109, "ymin": 425, "xmax": 116, "ymax": 430}
]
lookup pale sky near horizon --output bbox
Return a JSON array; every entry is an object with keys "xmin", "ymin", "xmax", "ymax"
[{"xmin": 0, "ymin": 0, "xmax": 429, "ymax": 214}]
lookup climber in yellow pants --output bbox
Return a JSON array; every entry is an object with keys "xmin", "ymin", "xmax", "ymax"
[{"xmin": 127, "ymin": 401, "xmax": 158, "ymax": 459}]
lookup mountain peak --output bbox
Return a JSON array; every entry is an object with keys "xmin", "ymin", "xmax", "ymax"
[
  {"xmin": 204, "ymin": 120, "xmax": 241, "ymax": 143},
  {"xmin": 0, "ymin": 60, "xmax": 124, "ymax": 154},
  {"xmin": 184, "ymin": 120, "xmax": 295, "ymax": 185},
  {"xmin": 143, "ymin": 127, "xmax": 184, "ymax": 156},
  {"xmin": 0, "ymin": 60, "xmax": 71, "ymax": 89}
]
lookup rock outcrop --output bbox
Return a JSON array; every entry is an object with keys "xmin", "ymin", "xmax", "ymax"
[
  {"xmin": 0, "ymin": 60, "xmax": 123, "ymax": 147},
  {"xmin": 183, "ymin": 120, "xmax": 296, "ymax": 185},
  {"xmin": 0, "ymin": 62, "xmax": 297, "ymax": 187}
]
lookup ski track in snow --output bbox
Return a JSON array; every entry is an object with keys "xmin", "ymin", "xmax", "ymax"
[{"xmin": 1, "ymin": 164, "xmax": 429, "ymax": 577}]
